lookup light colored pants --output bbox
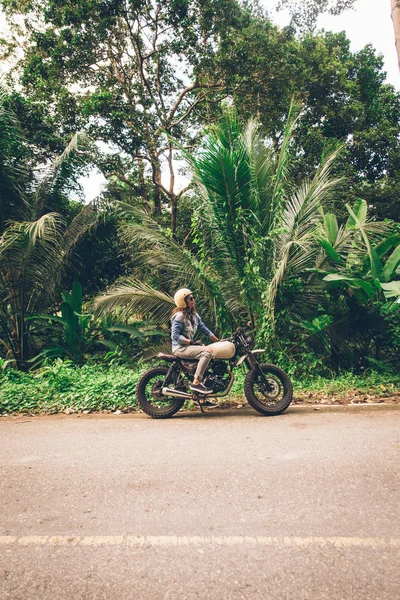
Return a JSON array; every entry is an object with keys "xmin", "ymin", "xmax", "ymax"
[{"xmin": 173, "ymin": 345, "xmax": 213, "ymax": 381}]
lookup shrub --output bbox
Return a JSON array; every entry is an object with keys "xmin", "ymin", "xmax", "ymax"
[{"xmin": 0, "ymin": 359, "xmax": 142, "ymax": 414}]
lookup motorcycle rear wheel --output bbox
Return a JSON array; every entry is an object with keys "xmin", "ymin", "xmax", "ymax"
[
  {"xmin": 136, "ymin": 366, "xmax": 185, "ymax": 419},
  {"xmin": 244, "ymin": 363, "xmax": 293, "ymax": 416}
]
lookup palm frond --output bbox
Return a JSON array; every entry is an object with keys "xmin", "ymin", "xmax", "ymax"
[
  {"xmin": 188, "ymin": 199, "xmax": 250, "ymax": 319},
  {"xmin": 0, "ymin": 91, "xmax": 29, "ymax": 226},
  {"xmin": 269, "ymin": 98, "xmax": 302, "ymax": 227},
  {"xmin": 93, "ymin": 279, "xmax": 175, "ymax": 325},
  {"xmin": 0, "ymin": 212, "xmax": 64, "ymax": 257},
  {"xmin": 182, "ymin": 110, "xmax": 254, "ymax": 277},
  {"xmin": 117, "ymin": 203, "xmax": 236, "ymax": 324},
  {"xmin": 141, "ymin": 338, "xmax": 175, "ymax": 361},
  {"xmin": 289, "ymin": 316, "xmax": 354, "ymax": 359},
  {"xmin": 266, "ymin": 145, "xmax": 343, "ymax": 322},
  {"xmin": 34, "ymin": 132, "xmax": 89, "ymax": 215},
  {"xmin": 244, "ymin": 118, "xmax": 276, "ymax": 233},
  {"xmin": 61, "ymin": 202, "xmax": 99, "ymax": 261}
]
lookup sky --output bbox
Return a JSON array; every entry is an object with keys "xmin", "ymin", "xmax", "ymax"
[{"xmin": 263, "ymin": 0, "xmax": 398, "ymax": 88}]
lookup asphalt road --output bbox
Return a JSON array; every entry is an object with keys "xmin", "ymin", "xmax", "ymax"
[{"xmin": 0, "ymin": 405, "xmax": 399, "ymax": 599}]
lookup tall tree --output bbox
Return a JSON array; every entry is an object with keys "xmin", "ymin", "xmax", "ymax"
[
  {"xmin": 228, "ymin": 28, "xmax": 400, "ymax": 220},
  {"xmin": 278, "ymin": 0, "xmax": 400, "ymax": 73},
  {"xmin": 1, "ymin": 0, "xmax": 254, "ymax": 231}
]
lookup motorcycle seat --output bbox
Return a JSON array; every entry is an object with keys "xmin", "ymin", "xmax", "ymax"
[
  {"xmin": 157, "ymin": 353, "xmax": 178, "ymax": 362},
  {"xmin": 157, "ymin": 352, "xmax": 199, "ymax": 363}
]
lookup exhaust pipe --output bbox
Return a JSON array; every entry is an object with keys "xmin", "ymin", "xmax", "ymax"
[{"xmin": 162, "ymin": 387, "xmax": 192, "ymax": 399}]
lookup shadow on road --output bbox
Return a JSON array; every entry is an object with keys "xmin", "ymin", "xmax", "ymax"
[
  {"xmin": 173, "ymin": 403, "xmax": 397, "ymax": 419},
  {"xmin": 1, "ymin": 403, "xmax": 396, "ymax": 422}
]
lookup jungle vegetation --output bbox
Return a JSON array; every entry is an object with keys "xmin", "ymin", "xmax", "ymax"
[{"xmin": 0, "ymin": 0, "xmax": 399, "ymax": 381}]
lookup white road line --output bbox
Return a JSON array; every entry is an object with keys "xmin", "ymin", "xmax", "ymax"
[{"xmin": 0, "ymin": 536, "xmax": 399, "ymax": 548}]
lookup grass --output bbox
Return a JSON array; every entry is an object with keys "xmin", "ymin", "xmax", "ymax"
[
  {"xmin": 0, "ymin": 359, "xmax": 398, "ymax": 415},
  {"xmin": 294, "ymin": 371, "xmax": 400, "ymax": 397},
  {"xmin": 0, "ymin": 360, "xmax": 141, "ymax": 415}
]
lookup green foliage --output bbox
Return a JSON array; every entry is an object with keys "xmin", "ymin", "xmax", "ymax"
[
  {"xmin": 321, "ymin": 200, "xmax": 400, "ymax": 303},
  {"xmin": 3, "ymin": 0, "xmax": 400, "ymax": 231},
  {"xmin": 0, "ymin": 89, "xmax": 30, "ymax": 231},
  {"xmin": 1, "ymin": 359, "xmax": 398, "ymax": 415},
  {"xmin": 231, "ymin": 28, "xmax": 400, "ymax": 222},
  {"xmin": 272, "ymin": 199, "xmax": 400, "ymax": 375},
  {"xmin": 93, "ymin": 106, "xmax": 343, "ymax": 347},
  {"xmin": 293, "ymin": 36, "xmax": 400, "ymax": 222},
  {"xmin": 0, "ymin": 0, "xmax": 255, "ymax": 228},
  {"xmin": 28, "ymin": 282, "xmax": 112, "ymax": 365},
  {"xmin": 0, "ymin": 92, "xmax": 100, "ymax": 368},
  {"xmin": 0, "ymin": 360, "xmax": 142, "ymax": 414},
  {"xmin": 28, "ymin": 282, "xmax": 162, "ymax": 366},
  {"xmin": 294, "ymin": 370, "xmax": 400, "ymax": 397},
  {"xmin": 1, "ymin": 1, "xmax": 399, "ymax": 380}
]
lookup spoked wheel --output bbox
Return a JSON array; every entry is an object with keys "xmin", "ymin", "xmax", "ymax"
[
  {"xmin": 244, "ymin": 363, "xmax": 293, "ymax": 416},
  {"xmin": 136, "ymin": 366, "xmax": 185, "ymax": 419}
]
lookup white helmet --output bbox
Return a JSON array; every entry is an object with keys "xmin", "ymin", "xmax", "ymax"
[{"xmin": 174, "ymin": 288, "xmax": 193, "ymax": 308}]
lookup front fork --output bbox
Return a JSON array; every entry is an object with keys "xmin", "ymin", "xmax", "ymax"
[{"xmin": 245, "ymin": 355, "xmax": 273, "ymax": 393}]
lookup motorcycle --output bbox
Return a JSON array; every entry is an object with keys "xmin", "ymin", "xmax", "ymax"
[{"xmin": 136, "ymin": 327, "xmax": 293, "ymax": 419}]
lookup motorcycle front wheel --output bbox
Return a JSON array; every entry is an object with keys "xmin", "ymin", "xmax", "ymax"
[
  {"xmin": 244, "ymin": 363, "xmax": 293, "ymax": 416},
  {"xmin": 136, "ymin": 366, "xmax": 185, "ymax": 419}
]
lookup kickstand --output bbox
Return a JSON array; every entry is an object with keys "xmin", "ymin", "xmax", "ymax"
[{"xmin": 193, "ymin": 393, "xmax": 205, "ymax": 414}]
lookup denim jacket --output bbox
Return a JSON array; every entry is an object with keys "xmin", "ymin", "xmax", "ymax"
[{"xmin": 171, "ymin": 311, "xmax": 214, "ymax": 352}]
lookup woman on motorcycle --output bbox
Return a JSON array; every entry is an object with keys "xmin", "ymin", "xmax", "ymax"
[{"xmin": 171, "ymin": 288, "xmax": 219, "ymax": 396}]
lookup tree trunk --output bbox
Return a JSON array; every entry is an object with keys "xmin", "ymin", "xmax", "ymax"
[
  {"xmin": 137, "ymin": 158, "xmax": 150, "ymax": 209},
  {"xmin": 391, "ymin": 0, "xmax": 400, "ymax": 71},
  {"xmin": 170, "ymin": 195, "xmax": 178, "ymax": 236},
  {"xmin": 151, "ymin": 155, "xmax": 162, "ymax": 216},
  {"xmin": 153, "ymin": 185, "xmax": 162, "ymax": 216}
]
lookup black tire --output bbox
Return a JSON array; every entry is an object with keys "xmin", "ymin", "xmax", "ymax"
[
  {"xmin": 244, "ymin": 363, "xmax": 293, "ymax": 416},
  {"xmin": 136, "ymin": 366, "xmax": 185, "ymax": 419}
]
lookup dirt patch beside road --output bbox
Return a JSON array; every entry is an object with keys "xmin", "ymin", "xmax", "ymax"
[
  {"xmin": 1, "ymin": 389, "xmax": 399, "ymax": 418},
  {"xmin": 222, "ymin": 389, "xmax": 400, "ymax": 409},
  {"xmin": 293, "ymin": 389, "xmax": 400, "ymax": 406}
]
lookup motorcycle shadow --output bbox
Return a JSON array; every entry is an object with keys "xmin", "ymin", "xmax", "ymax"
[
  {"xmin": 171, "ymin": 404, "xmax": 358, "ymax": 418},
  {"xmin": 173, "ymin": 406, "xmax": 296, "ymax": 419}
]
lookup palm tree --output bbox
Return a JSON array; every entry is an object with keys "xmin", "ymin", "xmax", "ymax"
[
  {"xmin": 0, "ymin": 95, "xmax": 99, "ymax": 368},
  {"xmin": 0, "ymin": 89, "xmax": 29, "ymax": 232},
  {"xmin": 94, "ymin": 102, "xmax": 343, "ymax": 341}
]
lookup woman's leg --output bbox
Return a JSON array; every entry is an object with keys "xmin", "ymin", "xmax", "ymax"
[
  {"xmin": 194, "ymin": 349, "xmax": 213, "ymax": 382},
  {"xmin": 174, "ymin": 346, "xmax": 213, "ymax": 383},
  {"xmin": 174, "ymin": 346, "xmax": 216, "ymax": 402}
]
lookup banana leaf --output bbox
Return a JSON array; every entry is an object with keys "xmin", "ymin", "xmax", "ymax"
[
  {"xmin": 323, "ymin": 274, "xmax": 375, "ymax": 298},
  {"xmin": 382, "ymin": 244, "xmax": 400, "ymax": 283}
]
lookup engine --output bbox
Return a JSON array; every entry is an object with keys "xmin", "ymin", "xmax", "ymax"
[
  {"xmin": 204, "ymin": 360, "xmax": 230, "ymax": 393},
  {"xmin": 209, "ymin": 360, "xmax": 228, "ymax": 376}
]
